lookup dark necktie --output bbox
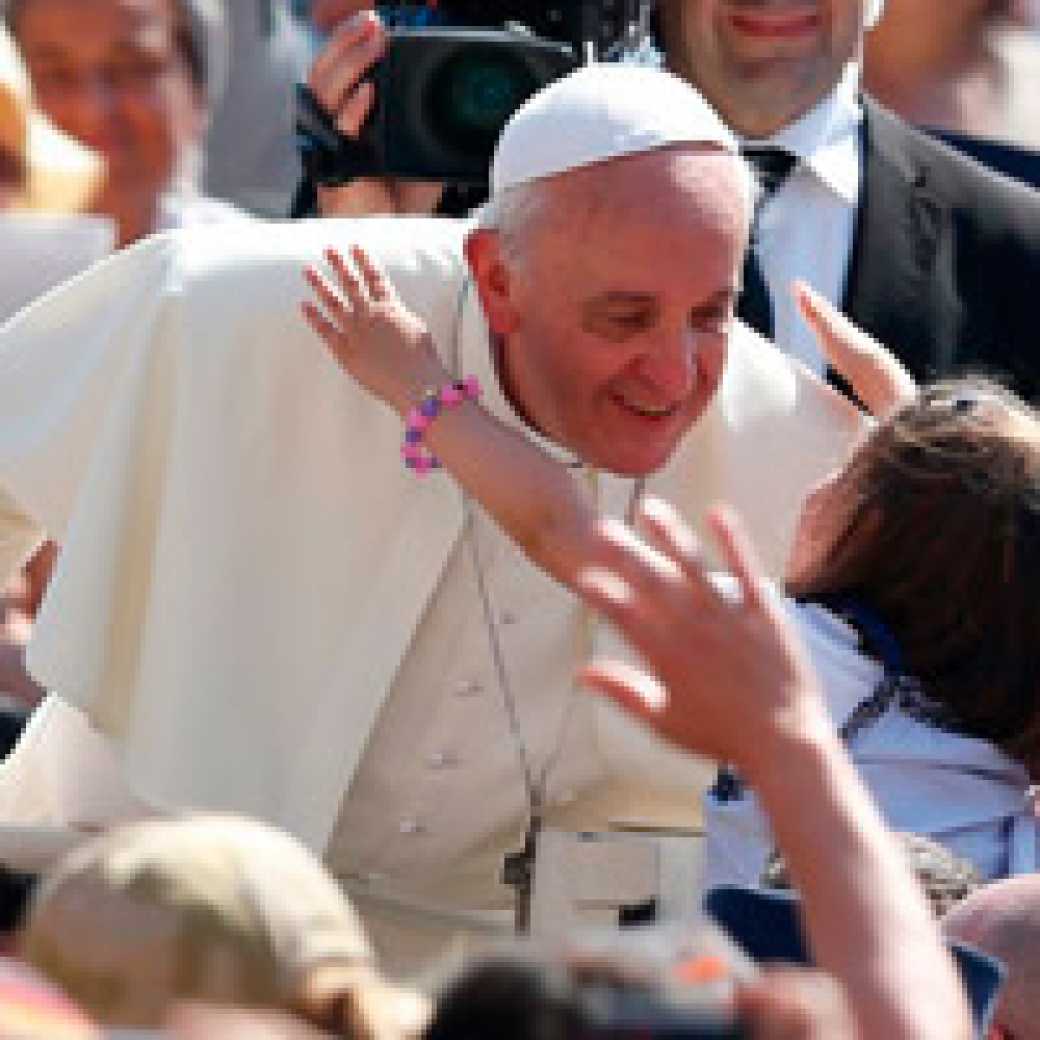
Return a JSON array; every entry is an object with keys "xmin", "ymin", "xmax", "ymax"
[{"xmin": 737, "ymin": 147, "xmax": 798, "ymax": 340}]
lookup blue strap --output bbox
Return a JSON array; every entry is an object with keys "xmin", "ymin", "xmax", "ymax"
[
  {"xmin": 710, "ymin": 596, "xmax": 906, "ymax": 804},
  {"xmin": 817, "ymin": 595, "xmax": 905, "ymax": 677}
]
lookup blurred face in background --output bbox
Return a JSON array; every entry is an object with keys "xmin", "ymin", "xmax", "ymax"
[
  {"xmin": 868, "ymin": 0, "xmax": 1039, "ymax": 68},
  {"xmin": 12, "ymin": 0, "xmax": 205, "ymax": 245},
  {"xmin": 0, "ymin": 145, "xmax": 22, "ymax": 208},
  {"xmin": 0, "ymin": 51, "xmax": 27, "ymax": 209},
  {"xmin": 660, "ymin": 0, "xmax": 866, "ymax": 138},
  {"xmin": 864, "ymin": 0, "xmax": 1040, "ymax": 129}
]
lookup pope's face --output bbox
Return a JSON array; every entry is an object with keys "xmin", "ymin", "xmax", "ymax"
[
  {"xmin": 480, "ymin": 148, "xmax": 746, "ymax": 478},
  {"xmin": 662, "ymin": 0, "xmax": 866, "ymax": 137}
]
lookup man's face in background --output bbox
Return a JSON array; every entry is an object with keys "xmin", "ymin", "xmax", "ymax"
[{"xmin": 660, "ymin": 0, "xmax": 866, "ymax": 138}]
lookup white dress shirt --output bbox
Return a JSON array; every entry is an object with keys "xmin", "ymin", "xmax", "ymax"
[{"xmin": 747, "ymin": 63, "xmax": 863, "ymax": 375}]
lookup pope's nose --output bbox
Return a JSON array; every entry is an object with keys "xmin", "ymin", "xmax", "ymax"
[{"xmin": 627, "ymin": 331, "xmax": 700, "ymax": 402}]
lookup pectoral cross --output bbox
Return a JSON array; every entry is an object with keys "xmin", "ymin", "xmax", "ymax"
[{"xmin": 502, "ymin": 811, "xmax": 542, "ymax": 935}]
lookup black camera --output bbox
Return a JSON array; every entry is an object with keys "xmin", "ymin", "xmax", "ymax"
[{"xmin": 296, "ymin": 1, "xmax": 658, "ymax": 190}]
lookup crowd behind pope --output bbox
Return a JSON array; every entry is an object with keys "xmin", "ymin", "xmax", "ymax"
[{"xmin": 1, "ymin": 0, "xmax": 1040, "ymax": 1037}]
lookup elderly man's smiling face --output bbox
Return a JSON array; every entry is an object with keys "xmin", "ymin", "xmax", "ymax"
[{"xmin": 469, "ymin": 146, "xmax": 748, "ymax": 477}]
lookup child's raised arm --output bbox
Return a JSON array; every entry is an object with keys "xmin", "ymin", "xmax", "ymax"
[{"xmin": 302, "ymin": 245, "xmax": 600, "ymax": 589}]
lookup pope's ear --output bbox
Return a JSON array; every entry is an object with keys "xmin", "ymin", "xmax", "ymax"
[{"xmin": 465, "ymin": 229, "xmax": 520, "ymax": 336}]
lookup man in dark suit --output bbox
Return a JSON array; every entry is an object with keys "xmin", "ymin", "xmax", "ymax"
[
  {"xmin": 845, "ymin": 100, "xmax": 1040, "ymax": 399},
  {"xmin": 657, "ymin": 0, "xmax": 1040, "ymax": 400}
]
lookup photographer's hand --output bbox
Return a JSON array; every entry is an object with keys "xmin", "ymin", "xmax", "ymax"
[{"xmin": 307, "ymin": 7, "xmax": 445, "ymax": 217}]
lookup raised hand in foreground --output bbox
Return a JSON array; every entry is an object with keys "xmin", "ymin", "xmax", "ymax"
[
  {"xmin": 579, "ymin": 499, "xmax": 826, "ymax": 776},
  {"xmin": 577, "ymin": 499, "xmax": 971, "ymax": 1040}
]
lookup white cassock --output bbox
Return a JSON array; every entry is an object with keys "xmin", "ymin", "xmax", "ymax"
[{"xmin": 0, "ymin": 217, "xmax": 863, "ymax": 976}]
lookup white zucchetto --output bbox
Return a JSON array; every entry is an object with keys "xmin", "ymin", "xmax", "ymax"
[{"xmin": 488, "ymin": 62, "xmax": 738, "ymax": 201}]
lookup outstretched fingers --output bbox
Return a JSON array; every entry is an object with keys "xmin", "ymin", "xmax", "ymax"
[
  {"xmin": 325, "ymin": 247, "xmax": 367, "ymax": 311},
  {"xmin": 300, "ymin": 298, "xmax": 342, "ymax": 352},
  {"xmin": 350, "ymin": 244, "xmax": 392, "ymax": 301},
  {"xmin": 633, "ymin": 496, "xmax": 707, "ymax": 582},
  {"xmin": 705, "ymin": 505, "xmax": 770, "ymax": 616},
  {"xmin": 301, "ymin": 266, "xmax": 353, "ymax": 347}
]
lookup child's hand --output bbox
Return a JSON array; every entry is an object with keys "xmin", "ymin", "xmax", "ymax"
[{"xmin": 302, "ymin": 245, "xmax": 450, "ymax": 414}]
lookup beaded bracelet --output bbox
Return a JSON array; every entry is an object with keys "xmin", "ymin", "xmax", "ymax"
[{"xmin": 401, "ymin": 376, "xmax": 482, "ymax": 476}]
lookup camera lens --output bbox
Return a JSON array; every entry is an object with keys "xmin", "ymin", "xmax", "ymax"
[{"xmin": 427, "ymin": 46, "xmax": 538, "ymax": 154}]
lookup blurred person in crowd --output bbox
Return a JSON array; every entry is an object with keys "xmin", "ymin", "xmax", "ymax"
[
  {"xmin": 0, "ymin": 543, "xmax": 52, "ymax": 716},
  {"xmin": 203, "ymin": 0, "xmax": 314, "ymax": 215},
  {"xmin": 305, "ymin": 234, "xmax": 1040, "ymax": 887},
  {"xmin": 864, "ymin": 0, "xmax": 1040, "ymax": 149},
  {"xmin": 169, "ymin": 1004, "xmax": 331, "ymax": 1039},
  {"xmin": 4, "ymin": 0, "xmax": 248, "ymax": 248},
  {"xmin": 0, "ymin": 17, "xmax": 100, "ymax": 212},
  {"xmin": 306, "ymin": 0, "xmax": 1040, "ymax": 399},
  {"xmin": 0, "ymin": 956, "xmax": 101, "ymax": 1039},
  {"xmin": 20, "ymin": 814, "xmax": 427, "ymax": 1036},
  {"xmin": 762, "ymin": 832, "xmax": 983, "ymax": 919},
  {"xmin": 0, "ymin": 21, "xmax": 102, "ymax": 721},
  {"xmin": 944, "ymin": 874, "xmax": 1040, "ymax": 1040},
  {"xmin": 0, "ymin": 65, "xmax": 867, "ymax": 978},
  {"xmin": 423, "ymin": 946, "xmax": 857, "ymax": 1040}
]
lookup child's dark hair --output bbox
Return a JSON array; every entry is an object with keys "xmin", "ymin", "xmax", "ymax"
[{"xmin": 788, "ymin": 377, "xmax": 1040, "ymax": 779}]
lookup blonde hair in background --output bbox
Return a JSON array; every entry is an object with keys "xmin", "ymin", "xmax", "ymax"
[
  {"xmin": 20, "ymin": 814, "xmax": 427, "ymax": 1037},
  {"xmin": 0, "ymin": 20, "xmax": 101, "ymax": 212}
]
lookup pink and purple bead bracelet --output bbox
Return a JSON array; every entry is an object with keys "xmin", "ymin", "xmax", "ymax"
[{"xmin": 401, "ymin": 376, "xmax": 482, "ymax": 476}]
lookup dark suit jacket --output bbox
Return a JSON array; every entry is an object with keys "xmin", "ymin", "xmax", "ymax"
[
  {"xmin": 843, "ymin": 100, "xmax": 1040, "ymax": 401},
  {"xmin": 933, "ymin": 130, "xmax": 1040, "ymax": 192}
]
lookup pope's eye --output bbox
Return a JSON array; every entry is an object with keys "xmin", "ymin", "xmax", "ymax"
[
  {"xmin": 611, "ymin": 312, "xmax": 650, "ymax": 329},
  {"xmin": 690, "ymin": 306, "xmax": 732, "ymax": 333}
]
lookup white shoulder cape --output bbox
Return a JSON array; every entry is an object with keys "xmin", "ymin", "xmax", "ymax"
[{"xmin": 0, "ymin": 217, "xmax": 863, "ymax": 852}]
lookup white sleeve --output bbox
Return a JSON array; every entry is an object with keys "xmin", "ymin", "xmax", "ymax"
[{"xmin": 0, "ymin": 695, "xmax": 152, "ymax": 822}]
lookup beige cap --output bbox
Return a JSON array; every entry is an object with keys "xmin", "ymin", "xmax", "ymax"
[
  {"xmin": 20, "ymin": 815, "xmax": 422, "ymax": 1033},
  {"xmin": 0, "ymin": 22, "xmax": 102, "ymax": 213}
]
